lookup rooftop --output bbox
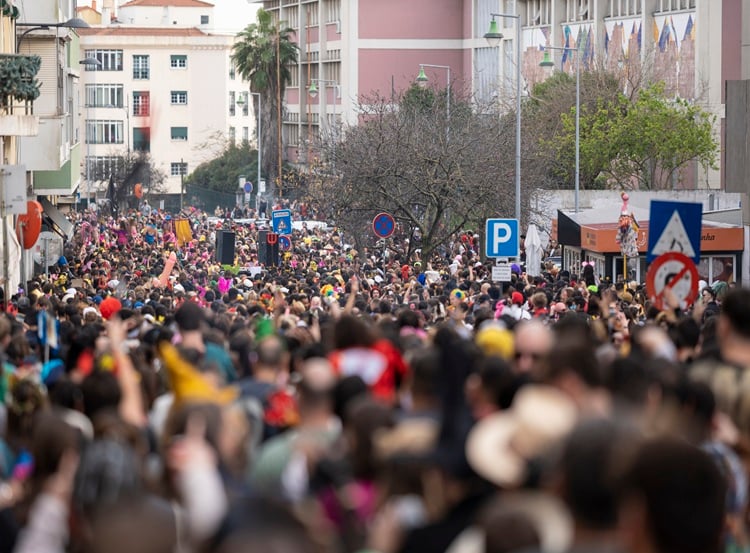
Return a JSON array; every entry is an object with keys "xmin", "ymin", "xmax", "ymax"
[
  {"xmin": 119, "ymin": 0, "xmax": 214, "ymax": 7},
  {"xmin": 78, "ymin": 26, "xmax": 208, "ymax": 36}
]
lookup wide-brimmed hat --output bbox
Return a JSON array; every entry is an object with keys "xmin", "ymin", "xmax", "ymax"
[
  {"xmin": 466, "ymin": 385, "xmax": 577, "ymax": 488},
  {"xmin": 446, "ymin": 491, "xmax": 573, "ymax": 553}
]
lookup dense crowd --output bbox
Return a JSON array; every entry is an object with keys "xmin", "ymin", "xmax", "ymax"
[{"xmin": 0, "ymin": 202, "xmax": 746, "ymax": 553}]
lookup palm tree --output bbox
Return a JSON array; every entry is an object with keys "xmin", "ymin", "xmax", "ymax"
[{"xmin": 232, "ymin": 9, "xmax": 298, "ymax": 197}]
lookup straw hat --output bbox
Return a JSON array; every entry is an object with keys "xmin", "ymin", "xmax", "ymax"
[
  {"xmin": 446, "ymin": 491, "xmax": 573, "ymax": 553},
  {"xmin": 466, "ymin": 385, "xmax": 577, "ymax": 488}
]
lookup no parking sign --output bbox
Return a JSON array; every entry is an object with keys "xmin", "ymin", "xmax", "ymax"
[{"xmin": 645, "ymin": 252, "xmax": 699, "ymax": 311}]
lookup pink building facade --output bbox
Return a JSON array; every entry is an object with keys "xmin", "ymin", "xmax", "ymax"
[{"xmin": 263, "ymin": 0, "xmax": 741, "ymax": 191}]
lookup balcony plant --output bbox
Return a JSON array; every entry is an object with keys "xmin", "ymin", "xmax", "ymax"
[
  {"xmin": 0, "ymin": 0, "xmax": 19, "ymax": 20},
  {"xmin": 0, "ymin": 53, "xmax": 41, "ymax": 111}
]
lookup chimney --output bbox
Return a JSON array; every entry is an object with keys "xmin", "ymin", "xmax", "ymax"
[{"xmin": 92, "ymin": 0, "xmax": 97, "ymax": 11}]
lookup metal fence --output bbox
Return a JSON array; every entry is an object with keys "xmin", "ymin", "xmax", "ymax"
[{"xmin": 184, "ymin": 184, "xmax": 239, "ymax": 213}]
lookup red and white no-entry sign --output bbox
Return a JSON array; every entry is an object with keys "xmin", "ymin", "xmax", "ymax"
[{"xmin": 645, "ymin": 251, "xmax": 699, "ymax": 311}]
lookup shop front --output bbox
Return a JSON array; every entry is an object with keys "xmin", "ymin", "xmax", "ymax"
[{"xmin": 555, "ymin": 210, "xmax": 745, "ymax": 284}]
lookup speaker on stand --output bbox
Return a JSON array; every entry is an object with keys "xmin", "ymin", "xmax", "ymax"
[{"xmin": 216, "ymin": 231, "xmax": 235, "ymax": 265}]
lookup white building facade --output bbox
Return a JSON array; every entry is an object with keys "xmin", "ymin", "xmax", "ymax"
[{"xmin": 78, "ymin": 0, "xmax": 255, "ymax": 200}]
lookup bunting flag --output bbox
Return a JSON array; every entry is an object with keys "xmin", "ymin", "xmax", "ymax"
[
  {"xmin": 106, "ymin": 174, "xmax": 117, "ymax": 216},
  {"xmin": 658, "ymin": 19, "xmax": 670, "ymax": 52},
  {"xmin": 174, "ymin": 218, "xmax": 193, "ymax": 247},
  {"xmin": 637, "ymin": 21, "xmax": 642, "ymax": 50},
  {"xmin": 684, "ymin": 15, "xmax": 694, "ymax": 40},
  {"xmin": 37, "ymin": 308, "xmax": 59, "ymax": 351}
]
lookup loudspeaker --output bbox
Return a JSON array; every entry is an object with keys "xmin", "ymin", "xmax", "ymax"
[
  {"xmin": 266, "ymin": 236, "xmax": 279, "ymax": 267},
  {"xmin": 258, "ymin": 230, "xmax": 268, "ymax": 265},
  {"xmin": 216, "ymin": 231, "xmax": 235, "ymax": 265},
  {"xmin": 257, "ymin": 230, "xmax": 279, "ymax": 267}
]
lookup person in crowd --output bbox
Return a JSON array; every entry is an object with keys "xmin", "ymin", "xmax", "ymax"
[{"xmin": 0, "ymin": 202, "xmax": 746, "ymax": 553}]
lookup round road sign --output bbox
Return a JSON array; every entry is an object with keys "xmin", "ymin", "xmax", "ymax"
[
  {"xmin": 372, "ymin": 212, "xmax": 395, "ymax": 239},
  {"xmin": 278, "ymin": 235, "xmax": 292, "ymax": 251},
  {"xmin": 645, "ymin": 251, "xmax": 699, "ymax": 311},
  {"xmin": 244, "ymin": 181, "xmax": 253, "ymax": 193}
]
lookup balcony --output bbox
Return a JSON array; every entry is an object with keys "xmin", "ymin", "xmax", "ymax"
[
  {"xmin": 19, "ymin": 115, "xmax": 71, "ymax": 171},
  {"xmin": 0, "ymin": 53, "xmax": 41, "ymax": 136},
  {"xmin": 0, "ymin": 114, "xmax": 38, "ymax": 136}
]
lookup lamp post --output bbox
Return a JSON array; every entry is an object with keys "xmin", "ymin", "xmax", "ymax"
[
  {"xmin": 16, "ymin": 18, "xmax": 90, "ymax": 52},
  {"xmin": 484, "ymin": 10, "xmax": 522, "ymax": 222},
  {"xmin": 237, "ymin": 92, "xmax": 262, "ymax": 207},
  {"xmin": 307, "ymin": 79, "xmax": 341, "ymax": 140},
  {"xmin": 80, "ymin": 56, "xmax": 101, "ymax": 210},
  {"xmin": 539, "ymin": 45, "xmax": 580, "ymax": 213},
  {"xmin": 250, "ymin": 93, "xmax": 262, "ymax": 204},
  {"xmin": 415, "ymin": 64, "xmax": 451, "ymax": 121}
]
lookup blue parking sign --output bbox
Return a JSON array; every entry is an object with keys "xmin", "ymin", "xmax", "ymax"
[{"xmin": 485, "ymin": 218, "xmax": 519, "ymax": 258}]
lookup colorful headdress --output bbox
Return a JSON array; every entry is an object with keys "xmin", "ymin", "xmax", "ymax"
[{"xmin": 451, "ymin": 289, "xmax": 467, "ymax": 302}]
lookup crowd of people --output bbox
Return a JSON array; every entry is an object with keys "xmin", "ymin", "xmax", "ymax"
[{"xmin": 0, "ymin": 200, "xmax": 746, "ymax": 553}]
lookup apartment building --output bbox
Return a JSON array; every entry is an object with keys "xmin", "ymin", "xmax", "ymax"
[
  {"xmin": 265, "ymin": 0, "xmax": 743, "ymax": 190},
  {"xmin": 78, "ymin": 0, "xmax": 254, "ymax": 201}
]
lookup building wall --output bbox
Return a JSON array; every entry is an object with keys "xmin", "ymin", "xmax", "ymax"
[
  {"xmin": 14, "ymin": 0, "xmax": 76, "ymax": 25},
  {"xmin": 268, "ymin": 0, "xmax": 735, "ymax": 194},
  {"xmin": 79, "ymin": 30, "xmax": 254, "ymax": 196},
  {"xmin": 118, "ymin": 5, "xmax": 215, "ymax": 27},
  {"xmin": 267, "ymin": 0, "xmax": 466, "ymax": 165}
]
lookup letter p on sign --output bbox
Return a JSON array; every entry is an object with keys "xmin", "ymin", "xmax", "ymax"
[{"xmin": 485, "ymin": 218, "xmax": 519, "ymax": 258}]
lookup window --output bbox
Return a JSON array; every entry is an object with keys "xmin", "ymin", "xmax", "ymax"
[
  {"xmin": 524, "ymin": 0, "xmax": 552, "ymax": 26},
  {"xmin": 324, "ymin": 0, "xmax": 340, "ymax": 23},
  {"xmin": 133, "ymin": 127, "xmax": 150, "ymax": 152},
  {"xmin": 171, "ymin": 91, "xmax": 188, "ymax": 105},
  {"xmin": 306, "ymin": 4, "xmax": 319, "ymax": 26},
  {"xmin": 287, "ymin": 5, "xmax": 299, "ymax": 28},
  {"xmin": 566, "ymin": 0, "xmax": 591, "ymax": 21},
  {"xmin": 85, "ymin": 84, "xmax": 123, "ymax": 107},
  {"xmin": 132, "ymin": 91, "xmax": 150, "ymax": 116},
  {"xmin": 229, "ymin": 64, "xmax": 236, "ymax": 80},
  {"xmin": 133, "ymin": 55, "xmax": 150, "ymax": 79},
  {"xmin": 325, "ymin": 62, "xmax": 340, "ymax": 83},
  {"xmin": 241, "ymin": 92, "xmax": 249, "ymax": 115},
  {"xmin": 242, "ymin": 127, "xmax": 249, "ymax": 141},
  {"xmin": 86, "ymin": 156, "xmax": 124, "ymax": 180},
  {"xmin": 228, "ymin": 126, "xmax": 236, "ymax": 142},
  {"xmin": 170, "ymin": 55, "xmax": 187, "ymax": 69},
  {"xmin": 200, "ymin": 14, "xmax": 209, "ymax": 24},
  {"xmin": 171, "ymin": 127, "xmax": 188, "ymax": 141},
  {"xmin": 86, "ymin": 120, "xmax": 124, "ymax": 144},
  {"xmin": 229, "ymin": 91, "xmax": 236, "ymax": 116},
  {"xmin": 84, "ymin": 49, "xmax": 123, "ymax": 71},
  {"xmin": 656, "ymin": 0, "xmax": 695, "ymax": 11},
  {"xmin": 171, "ymin": 162, "xmax": 188, "ymax": 176}
]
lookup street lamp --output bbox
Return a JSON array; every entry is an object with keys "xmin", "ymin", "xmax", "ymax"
[
  {"xmin": 80, "ymin": 56, "xmax": 101, "ymax": 209},
  {"xmin": 237, "ymin": 92, "xmax": 262, "ymax": 206},
  {"xmin": 539, "ymin": 44, "xmax": 581, "ymax": 213},
  {"xmin": 414, "ymin": 63, "xmax": 451, "ymax": 123},
  {"xmin": 484, "ymin": 11, "xmax": 522, "ymax": 223},
  {"xmin": 308, "ymin": 79, "xmax": 341, "ymax": 139},
  {"xmin": 16, "ymin": 18, "xmax": 90, "ymax": 51}
]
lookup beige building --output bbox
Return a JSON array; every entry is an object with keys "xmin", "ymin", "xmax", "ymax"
[{"xmin": 78, "ymin": 0, "xmax": 255, "ymax": 202}]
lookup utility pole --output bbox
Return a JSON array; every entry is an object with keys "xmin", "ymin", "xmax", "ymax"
[{"xmin": 180, "ymin": 157, "xmax": 185, "ymax": 211}]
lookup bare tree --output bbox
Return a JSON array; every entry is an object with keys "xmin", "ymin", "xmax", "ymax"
[{"xmin": 303, "ymin": 86, "xmax": 529, "ymax": 261}]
